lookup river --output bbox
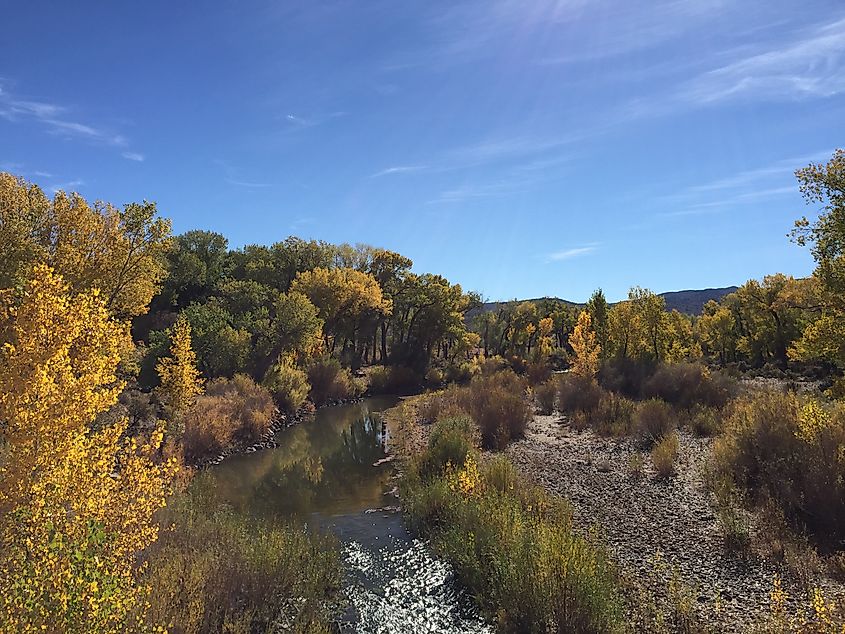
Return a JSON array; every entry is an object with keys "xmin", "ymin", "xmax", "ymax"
[{"xmin": 203, "ymin": 396, "xmax": 492, "ymax": 633}]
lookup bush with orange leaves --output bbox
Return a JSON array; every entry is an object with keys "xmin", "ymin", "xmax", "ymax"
[{"xmin": 182, "ymin": 374, "xmax": 276, "ymax": 464}]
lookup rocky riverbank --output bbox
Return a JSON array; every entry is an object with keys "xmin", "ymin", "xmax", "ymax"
[{"xmin": 505, "ymin": 413, "xmax": 845, "ymax": 631}]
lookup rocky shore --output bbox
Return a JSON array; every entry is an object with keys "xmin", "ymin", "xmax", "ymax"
[{"xmin": 505, "ymin": 413, "xmax": 844, "ymax": 631}]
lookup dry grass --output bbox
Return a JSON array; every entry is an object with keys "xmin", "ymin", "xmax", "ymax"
[
  {"xmin": 651, "ymin": 432, "xmax": 679, "ymax": 478},
  {"xmin": 183, "ymin": 375, "xmax": 276, "ymax": 463},
  {"xmin": 635, "ymin": 399, "xmax": 676, "ymax": 446}
]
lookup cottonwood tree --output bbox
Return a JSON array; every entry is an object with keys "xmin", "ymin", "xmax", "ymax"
[
  {"xmin": 0, "ymin": 265, "xmax": 175, "ymax": 632},
  {"xmin": 0, "ymin": 173, "xmax": 171, "ymax": 318},
  {"xmin": 569, "ymin": 310, "xmax": 601, "ymax": 379},
  {"xmin": 790, "ymin": 149, "xmax": 845, "ymax": 391}
]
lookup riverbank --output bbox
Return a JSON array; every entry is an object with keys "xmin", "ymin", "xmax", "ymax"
[{"xmin": 386, "ymin": 396, "xmax": 845, "ymax": 631}]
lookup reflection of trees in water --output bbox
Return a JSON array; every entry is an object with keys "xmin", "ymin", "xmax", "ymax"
[
  {"xmin": 338, "ymin": 413, "xmax": 385, "ymax": 467},
  {"xmin": 244, "ymin": 412, "xmax": 388, "ymax": 518}
]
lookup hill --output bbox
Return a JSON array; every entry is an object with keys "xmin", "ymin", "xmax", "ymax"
[{"xmin": 469, "ymin": 286, "xmax": 738, "ymax": 318}]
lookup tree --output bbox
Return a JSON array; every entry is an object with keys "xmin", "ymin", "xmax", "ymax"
[
  {"xmin": 0, "ymin": 173, "xmax": 171, "ymax": 317},
  {"xmin": 157, "ymin": 230, "xmax": 230, "ymax": 309},
  {"xmin": 790, "ymin": 149, "xmax": 845, "ymax": 389},
  {"xmin": 291, "ymin": 267, "xmax": 391, "ymax": 355},
  {"xmin": 586, "ymin": 289, "xmax": 610, "ymax": 357},
  {"xmin": 569, "ymin": 310, "xmax": 601, "ymax": 379},
  {"xmin": 698, "ymin": 300, "xmax": 738, "ymax": 364},
  {"xmin": 0, "ymin": 265, "xmax": 175, "ymax": 632},
  {"xmin": 155, "ymin": 314, "xmax": 203, "ymax": 426}
]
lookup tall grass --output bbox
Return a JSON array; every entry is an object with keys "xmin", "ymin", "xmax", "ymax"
[
  {"xmin": 141, "ymin": 478, "xmax": 341, "ymax": 634},
  {"xmin": 402, "ymin": 417, "xmax": 624, "ymax": 633}
]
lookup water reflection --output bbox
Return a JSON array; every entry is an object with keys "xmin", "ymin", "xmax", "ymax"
[
  {"xmin": 205, "ymin": 396, "xmax": 400, "ymax": 520},
  {"xmin": 202, "ymin": 395, "xmax": 493, "ymax": 633}
]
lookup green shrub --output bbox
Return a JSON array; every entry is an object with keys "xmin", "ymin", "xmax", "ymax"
[
  {"xmin": 142, "ymin": 480, "xmax": 341, "ymax": 633},
  {"xmin": 634, "ymin": 399, "xmax": 675, "ymax": 446},
  {"xmin": 402, "ymin": 433, "xmax": 624, "ymax": 632},
  {"xmin": 534, "ymin": 379, "xmax": 557, "ymax": 415},
  {"xmin": 651, "ymin": 432, "xmax": 679, "ymax": 478},
  {"xmin": 556, "ymin": 373, "xmax": 604, "ymax": 416},
  {"xmin": 592, "ymin": 392, "xmax": 636, "ymax": 436},
  {"xmin": 262, "ymin": 358, "xmax": 310, "ymax": 413},
  {"xmin": 417, "ymin": 416, "xmax": 477, "ymax": 479},
  {"xmin": 463, "ymin": 371, "xmax": 532, "ymax": 450},
  {"xmin": 444, "ymin": 360, "xmax": 478, "ymax": 384},
  {"xmin": 712, "ymin": 391, "xmax": 845, "ymax": 546},
  {"xmin": 306, "ymin": 357, "xmax": 356, "ymax": 406},
  {"xmin": 688, "ymin": 404, "xmax": 720, "ymax": 436},
  {"xmin": 644, "ymin": 363, "xmax": 735, "ymax": 410}
]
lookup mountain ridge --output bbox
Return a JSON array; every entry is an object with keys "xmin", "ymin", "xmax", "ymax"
[{"xmin": 469, "ymin": 286, "xmax": 739, "ymax": 318}]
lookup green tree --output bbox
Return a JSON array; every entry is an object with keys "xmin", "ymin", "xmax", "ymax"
[{"xmin": 790, "ymin": 149, "xmax": 845, "ymax": 390}]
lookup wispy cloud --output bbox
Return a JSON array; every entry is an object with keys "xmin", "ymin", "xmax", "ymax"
[
  {"xmin": 215, "ymin": 159, "xmax": 276, "ymax": 188},
  {"xmin": 122, "ymin": 151, "xmax": 145, "ymax": 162},
  {"xmin": 370, "ymin": 165, "xmax": 427, "ymax": 178},
  {"xmin": 546, "ymin": 244, "xmax": 599, "ymax": 261},
  {"xmin": 283, "ymin": 111, "xmax": 346, "ymax": 130},
  {"xmin": 225, "ymin": 178, "xmax": 274, "ymax": 188},
  {"xmin": 47, "ymin": 179, "xmax": 85, "ymax": 194},
  {"xmin": 678, "ymin": 17, "xmax": 845, "ymax": 103},
  {"xmin": 655, "ymin": 151, "xmax": 829, "ymax": 218},
  {"xmin": 0, "ymin": 80, "xmax": 144, "ymax": 159}
]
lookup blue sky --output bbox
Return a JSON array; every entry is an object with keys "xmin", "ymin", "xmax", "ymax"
[{"xmin": 1, "ymin": 1, "xmax": 842, "ymax": 302}]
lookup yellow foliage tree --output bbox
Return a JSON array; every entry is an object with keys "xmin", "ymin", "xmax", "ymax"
[
  {"xmin": 155, "ymin": 315, "xmax": 204, "ymax": 426},
  {"xmin": 0, "ymin": 172, "xmax": 171, "ymax": 318},
  {"xmin": 569, "ymin": 310, "xmax": 601, "ymax": 379},
  {"xmin": 291, "ymin": 267, "xmax": 391, "ymax": 353},
  {"xmin": 0, "ymin": 265, "xmax": 176, "ymax": 633}
]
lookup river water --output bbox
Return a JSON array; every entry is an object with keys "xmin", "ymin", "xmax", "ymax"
[{"xmin": 205, "ymin": 396, "xmax": 492, "ymax": 633}]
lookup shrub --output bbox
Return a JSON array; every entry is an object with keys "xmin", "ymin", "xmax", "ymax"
[
  {"xmin": 534, "ymin": 379, "xmax": 557, "ymax": 415},
  {"xmin": 478, "ymin": 355, "xmax": 508, "ymax": 376},
  {"xmin": 651, "ymin": 432, "xmax": 679, "ymax": 478},
  {"xmin": 205, "ymin": 374, "xmax": 276, "ymax": 442},
  {"xmin": 444, "ymin": 360, "xmax": 478, "ymax": 384},
  {"xmin": 262, "ymin": 358, "xmax": 310, "ymax": 413},
  {"xmin": 525, "ymin": 361, "xmax": 552, "ymax": 386},
  {"xmin": 712, "ymin": 391, "xmax": 845, "ymax": 547},
  {"xmin": 416, "ymin": 416, "xmax": 477, "ymax": 479},
  {"xmin": 592, "ymin": 391, "xmax": 636, "ymax": 436},
  {"xmin": 306, "ymin": 357, "xmax": 357, "ymax": 406},
  {"xmin": 556, "ymin": 373, "xmax": 604, "ymax": 416},
  {"xmin": 182, "ymin": 375, "xmax": 276, "ymax": 463},
  {"xmin": 425, "ymin": 367, "xmax": 445, "ymax": 387},
  {"xmin": 634, "ymin": 399, "xmax": 675, "ymax": 446},
  {"xmin": 627, "ymin": 453, "xmax": 645, "ymax": 478},
  {"xmin": 644, "ymin": 363, "xmax": 735, "ymax": 410},
  {"xmin": 369, "ymin": 365, "xmax": 421, "ymax": 394},
  {"xmin": 462, "ymin": 371, "xmax": 532, "ymax": 450},
  {"xmin": 402, "ymin": 437, "xmax": 624, "ymax": 632},
  {"xmin": 415, "ymin": 386, "xmax": 465, "ymax": 424},
  {"xmin": 598, "ymin": 357, "xmax": 656, "ymax": 399},
  {"xmin": 142, "ymin": 480, "xmax": 341, "ymax": 633},
  {"xmin": 688, "ymin": 404, "xmax": 720, "ymax": 437}
]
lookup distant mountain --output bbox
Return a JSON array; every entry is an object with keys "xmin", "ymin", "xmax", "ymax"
[
  {"xmin": 468, "ymin": 286, "xmax": 738, "ymax": 319},
  {"xmin": 658, "ymin": 287, "xmax": 738, "ymax": 315}
]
